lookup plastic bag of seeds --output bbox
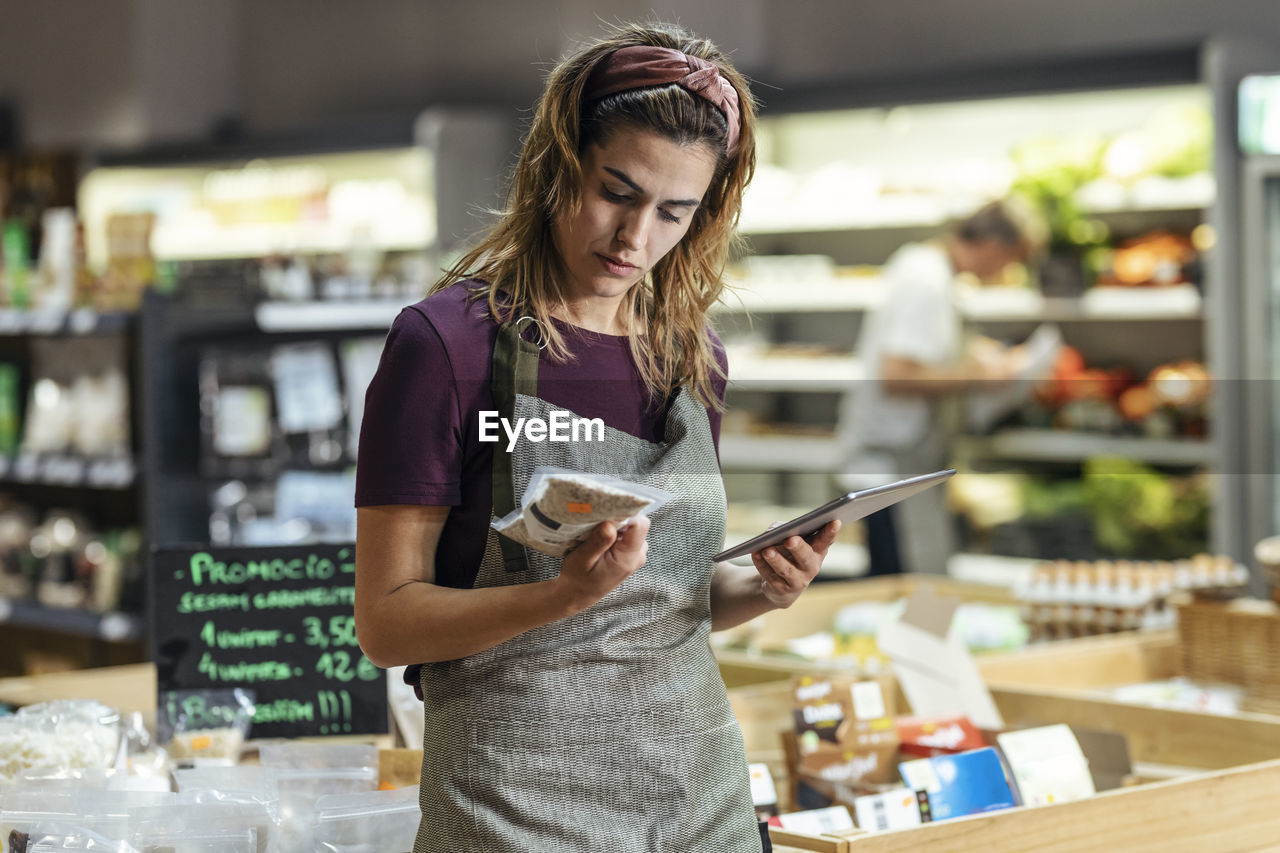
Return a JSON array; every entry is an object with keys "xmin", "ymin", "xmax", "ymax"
[{"xmin": 492, "ymin": 467, "xmax": 673, "ymax": 556}]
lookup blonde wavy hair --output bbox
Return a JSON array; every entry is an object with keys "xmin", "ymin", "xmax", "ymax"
[{"xmin": 432, "ymin": 21, "xmax": 757, "ymax": 410}]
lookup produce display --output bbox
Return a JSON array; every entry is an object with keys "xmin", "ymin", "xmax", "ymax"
[{"xmin": 952, "ymin": 461, "xmax": 1211, "ymax": 561}]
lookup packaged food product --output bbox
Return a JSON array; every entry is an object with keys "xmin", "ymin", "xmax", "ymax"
[
  {"xmin": 492, "ymin": 467, "xmax": 673, "ymax": 557},
  {"xmin": 895, "ymin": 715, "xmax": 986, "ymax": 758},
  {"xmin": 0, "ymin": 701, "xmax": 120, "ymax": 789},
  {"xmin": 157, "ymin": 689, "xmax": 255, "ymax": 768},
  {"xmin": 791, "ymin": 675, "xmax": 900, "ymax": 788},
  {"xmin": 314, "ymin": 786, "xmax": 420, "ymax": 853}
]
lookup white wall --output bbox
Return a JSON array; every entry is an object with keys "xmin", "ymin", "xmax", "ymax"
[{"xmin": 1, "ymin": 0, "xmax": 1278, "ymax": 149}]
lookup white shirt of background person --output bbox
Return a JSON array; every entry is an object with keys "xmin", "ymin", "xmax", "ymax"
[{"xmin": 837, "ymin": 242, "xmax": 961, "ymax": 489}]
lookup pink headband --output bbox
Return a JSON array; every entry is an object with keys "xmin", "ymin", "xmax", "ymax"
[{"xmin": 583, "ymin": 45, "xmax": 742, "ymax": 155}]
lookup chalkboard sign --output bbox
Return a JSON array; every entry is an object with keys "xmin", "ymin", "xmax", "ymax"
[{"xmin": 150, "ymin": 543, "xmax": 388, "ymax": 739}]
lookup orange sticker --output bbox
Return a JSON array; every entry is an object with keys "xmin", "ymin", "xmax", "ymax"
[
  {"xmin": 191, "ymin": 735, "xmax": 212, "ymax": 751},
  {"xmin": 566, "ymin": 502, "xmax": 592, "ymax": 513}
]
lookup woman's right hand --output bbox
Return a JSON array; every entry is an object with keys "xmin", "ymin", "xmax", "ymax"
[{"xmin": 554, "ymin": 516, "xmax": 651, "ymax": 614}]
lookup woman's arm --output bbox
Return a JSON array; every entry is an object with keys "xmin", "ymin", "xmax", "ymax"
[
  {"xmin": 354, "ymin": 505, "xmax": 650, "ymax": 667},
  {"xmin": 708, "ymin": 521, "xmax": 841, "ymax": 631}
]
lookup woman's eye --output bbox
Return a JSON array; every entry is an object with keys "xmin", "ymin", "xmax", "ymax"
[
  {"xmin": 601, "ymin": 187, "xmax": 628, "ymax": 202},
  {"xmin": 658, "ymin": 209, "xmax": 682, "ymax": 225}
]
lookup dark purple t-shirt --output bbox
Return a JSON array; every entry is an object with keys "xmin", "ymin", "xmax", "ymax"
[{"xmin": 354, "ymin": 281, "xmax": 728, "ymax": 589}]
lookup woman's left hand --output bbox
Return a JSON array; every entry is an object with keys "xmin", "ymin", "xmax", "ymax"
[{"xmin": 751, "ymin": 520, "xmax": 841, "ymax": 609}]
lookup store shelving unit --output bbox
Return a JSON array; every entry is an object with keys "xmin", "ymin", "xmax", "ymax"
[
  {"xmin": 714, "ymin": 84, "xmax": 1217, "ymax": 568},
  {"xmin": 0, "ymin": 309, "xmax": 146, "ymax": 664},
  {"xmin": 0, "ymin": 597, "xmax": 144, "ymax": 643}
]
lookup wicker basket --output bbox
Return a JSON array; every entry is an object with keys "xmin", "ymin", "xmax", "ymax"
[
  {"xmin": 1177, "ymin": 598, "xmax": 1280, "ymax": 715},
  {"xmin": 1253, "ymin": 536, "xmax": 1280, "ymax": 604}
]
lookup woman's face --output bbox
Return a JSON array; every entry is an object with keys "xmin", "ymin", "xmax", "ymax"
[{"xmin": 553, "ymin": 127, "xmax": 719, "ymax": 304}]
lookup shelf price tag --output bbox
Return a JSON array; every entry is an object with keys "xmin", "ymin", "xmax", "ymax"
[{"xmin": 151, "ymin": 543, "xmax": 388, "ymax": 739}]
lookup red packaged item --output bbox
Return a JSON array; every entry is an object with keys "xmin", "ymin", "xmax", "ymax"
[{"xmin": 896, "ymin": 715, "xmax": 986, "ymax": 758}]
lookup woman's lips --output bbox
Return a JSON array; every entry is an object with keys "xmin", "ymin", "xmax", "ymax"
[{"xmin": 597, "ymin": 254, "xmax": 637, "ymax": 276}]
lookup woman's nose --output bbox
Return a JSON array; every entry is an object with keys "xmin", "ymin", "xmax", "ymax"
[{"xmin": 615, "ymin": 208, "xmax": 650, "ymax": 249}]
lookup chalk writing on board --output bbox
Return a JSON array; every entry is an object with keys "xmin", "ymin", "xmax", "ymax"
[{"xmin": 152, "ymin": 544, "xmax": 387, "ymax": 739}]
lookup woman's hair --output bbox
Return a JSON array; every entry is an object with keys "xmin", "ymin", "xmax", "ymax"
[
  {"xmin": 433, "ymin": 21, "xmax": 757, "ymax": 410},
  {"xmin": 951, "ymin": 198, "xmax": 1047, "ymax": 262}
]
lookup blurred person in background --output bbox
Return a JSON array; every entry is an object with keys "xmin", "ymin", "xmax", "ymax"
[
  {"xmin": 838, "ymin": 199, "xmax": 1044, "ymax": 576},
  {"xmin": 354, "ymin": 21, "xmax": 838, "ymax": 853}
]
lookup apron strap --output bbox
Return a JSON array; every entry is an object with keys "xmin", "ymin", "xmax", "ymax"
[{"xmin": 491, "ymin": 316, "xmax": 543, "ymax": 572}]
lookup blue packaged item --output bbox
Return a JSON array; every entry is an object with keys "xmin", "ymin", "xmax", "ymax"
[{"xmin": 898, "ymin": 746, "xmax": 1016, "ymax": 821}]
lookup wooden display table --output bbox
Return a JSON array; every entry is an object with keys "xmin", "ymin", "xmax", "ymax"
[{"xmin": 715, "ymin": 575, "xmax": 1018, "ymax": 689}]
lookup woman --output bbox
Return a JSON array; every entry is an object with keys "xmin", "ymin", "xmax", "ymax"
[{"xmin": 354, "ymin": 22, "xmax": 839, "ymax": 852}]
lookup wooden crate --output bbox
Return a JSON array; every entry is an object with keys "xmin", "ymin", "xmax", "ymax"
[
  {"xmin": 978, "ymin": 600, "xmax": 1280, "ymax": 720},
  {"xmin": 715, "ymin": 575, "xmax": 1018, "ymax": 688},
  {"xmin": 729, "ymin": 669, "xmax": 1280, "ymax": 851},
  {"xmin": 771, "ymin": 759, "xmax": 1280, "ymax": 852}
]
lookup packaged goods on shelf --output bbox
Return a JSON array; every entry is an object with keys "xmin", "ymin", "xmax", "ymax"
[
  {"xmin": 208, "ymin": 471, "xmax": 356, "ymax": 547},
  {"xmin": 20, "ymin": 338, "xmax": 130, "ymax": 460},
  {"xmin": 200, "ymin": 335, "xmax": 375, "ymax": 481},
  {"xmin": 0, "ymin": 497, "xmax": 142, "ymax": 616},
  {"xmin": 200, "ymin": 348, "xmax": 278, "ymax": 475}
]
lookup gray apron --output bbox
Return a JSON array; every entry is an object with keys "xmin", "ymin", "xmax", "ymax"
[{"xmin": 413, "ymin": 318, "xmax": 760, "ymax": 853}]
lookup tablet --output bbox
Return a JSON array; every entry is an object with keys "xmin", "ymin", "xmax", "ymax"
[{"xmin": 712, "ymin": 468, "xmax": 957, "ymax": 562}]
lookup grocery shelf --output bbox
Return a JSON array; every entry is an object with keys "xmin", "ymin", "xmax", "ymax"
[
  {"xmin": 0, "ymin": 454, "xmax": 137, "ymax": 490},
  {"xmin": 739, "ymin": 211, "xmax": 947, "ymax": 236},
  {"xmin": 719, "ymin": 433, "xmax": 841, "ymax": 472},
  {"xmin": 715, "ymin": 278, "xmax": 886, "ymax": 313},
  {"xmin": 151, "ymin": 225, "xmax": 432, "ymax": 262},
  {"xmin": 254, "ymin": 299, "xmax": 408, "ymax": 332},
  {"xmin": 956, "ymin": 429, "xmax": 1213, "ymax": 467},
  {"xmin": 0, "ymin": 308, "xmax": 134, "ymax": 337},
  {"xmin": 0, "ymin": 597, "xmax": 144, "ymax": 642},
  {"xmin": 719, "ymin": 282, "xmax": 1201, "ymax": 321},
  {"xmin": 736, "ymin": 176, "xmax": 1212, "ymax": 238},
  {"xmin": 727, "ymin": 354, "xmax": 862, "ymax": 392},
  {"xmin": 959, "ymin": 285, "xmax": 1202, "ymax": 322}
]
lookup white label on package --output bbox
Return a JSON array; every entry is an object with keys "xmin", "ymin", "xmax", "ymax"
[
  {"xmin": 996, "ymin": 724, "xmax": 1095, "ymax": 806},
  {"xmin": 899, "ymin": 757, "xmax": 944, "ymax": 794},
  {"xmin": 851, "ymin": 681, "xmax": 887, "ymax": 720},
  {"xmin": 777, "ymin": 806, "xmax": 855, "ymax": 835},
  {"xmin": 854, "ymin": 789, "xmax": 924, "ymax": 832},
  {"xmin": 523, "ymin": 501, "xmax": 597, "ymax": 545},
  {"xmin": 271, "ymin": 343, "xmax": 344, "ymax": 433},
  {"xmin": 214, "ymin": 386, "xmax": 272, "ymax": 456},
  {"xmin": 748, "ymin": 763, "xmax": 778, "ymax": 807}
]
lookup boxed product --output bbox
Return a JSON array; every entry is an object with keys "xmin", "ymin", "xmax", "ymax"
[
  {"xmin": 898, "ymin": 747, "xmax": 1016, "ymax": 821},
  {"xmin": 791, "ymin": 674, "xmax": 900, "ymax": 790},
  {"xmin": 852, "ymin": 787, "xmax": 931, "ymax": 832},
  {"xmin": 996, "ymin": 724, "xmax": 1096, "ymax": 807},
  {"xmin": 896, "ymin": 714, "xmax": 986, "ymax": 758}
]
